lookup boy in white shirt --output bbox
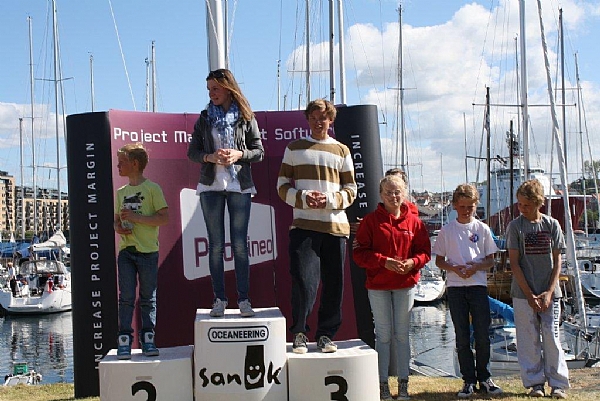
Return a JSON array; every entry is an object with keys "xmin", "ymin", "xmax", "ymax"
[{"xmin": 433, "ymin": 183, "xmax": 502, "ymax": 398}]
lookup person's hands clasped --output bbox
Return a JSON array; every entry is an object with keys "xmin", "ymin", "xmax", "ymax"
[
  {"xmin": 526, "ymin": 293, "xmax": 549, "ymax": 312},
  {"xmin": 209, "ymin": 149, "xmax": 242, "ymax": 166},
  {"xmin": 306, "ymin": 190, "xmax": 327, "ymax": 209},
  {"xmin": 385, "ymin": 257, "xmax": 414, "ymax": 275}
]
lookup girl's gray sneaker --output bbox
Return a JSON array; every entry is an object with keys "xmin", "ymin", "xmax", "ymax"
[
  {"xmin": 238, "ymin": 299, "xmax": 255, "ymax": 317},
  {"xmin": 210, "ymin": 299, "xmax": 227, "ymax": 317}
]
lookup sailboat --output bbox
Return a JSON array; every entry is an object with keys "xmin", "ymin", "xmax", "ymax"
[
  {"xmin": 0, "ymin": 0, "xmax": 72, "ymax": 316},
  {"xmin": 0, "ymin": 230, "xmax": 71, "ymax": 315}
]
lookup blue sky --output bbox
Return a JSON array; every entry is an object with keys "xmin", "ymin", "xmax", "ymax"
[{"xmin": 1, "ymin": 0, "xmax": 600, "ymax": 193}]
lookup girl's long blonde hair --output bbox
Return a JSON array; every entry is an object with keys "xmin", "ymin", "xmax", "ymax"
[{"xmin": 206, "ymin": 69, "xmax": 254, "ymax": 121}]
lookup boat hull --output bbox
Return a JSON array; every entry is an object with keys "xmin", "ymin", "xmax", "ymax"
[
  {"xmin": 580, "ymin": 271, "xmax": 600, "ymax": 298},
  {"xmin": 414, "ymin": 279, "xmax": 446, "ymax": 303},
  {"xmin": 0, "ymin": 286, "xmax": 71, "ymax": 315}
]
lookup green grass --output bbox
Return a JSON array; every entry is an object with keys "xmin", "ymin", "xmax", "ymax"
[{"xmin": 0, "ymin": 367, "xmax": 598, "ymax": 400}]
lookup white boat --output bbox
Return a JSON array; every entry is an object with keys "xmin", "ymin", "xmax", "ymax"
[
  {"xmin": 573, "ymin": 260, "xmax": 600, "ymax": 299},
  {"xmin": 414, "ymin": 264, "xmax": 446, "ymax": 304},
  {"xmin": 415, "ymin": 235, "xmax": 446, "ymax": 304},
  {"xmin": 3, "ymin": 363, "xmax": 42, "ymax": 386},
  {"xmin": 568, "ymin": 232, "xmax": 600, "ymax": 299},
  {"xmin": 562, "ymin": 306, "xmax": 600, "ymax": 361},
  {"xmin": 0, "ymin": 231, "xmax": 72, "ymax": 315},
  {"xmin": 0, "ymin": 259, "xmax": 72, "ymax": 315}
]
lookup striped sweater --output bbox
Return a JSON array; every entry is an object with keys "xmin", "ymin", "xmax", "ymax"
[{"xmin": 277, "ymin": 135, "xmax": 357, "ymax": 236}]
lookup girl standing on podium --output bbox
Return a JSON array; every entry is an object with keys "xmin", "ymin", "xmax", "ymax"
[{"xmin": 187, "ymin": 69, "xmax": 264, "ymax": 318}]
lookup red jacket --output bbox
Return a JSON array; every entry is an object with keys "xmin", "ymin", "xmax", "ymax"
[{"xmin": 353, "ymin": 202, "xmax": 431, "ymax": 290}]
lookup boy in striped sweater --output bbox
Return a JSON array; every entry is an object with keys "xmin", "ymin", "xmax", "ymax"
[{"xmin": 277, "ymin": 99, "xmax": 357, "ymax": 354}]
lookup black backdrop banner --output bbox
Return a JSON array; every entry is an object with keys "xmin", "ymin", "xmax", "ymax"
[
  {"xmin": 334, "ymin": 104, "xmax": 384, "ymax": 348},
  {"xmin": 67, "ymin": 112, "xmax": 119, "ymax": 398},
  {"xmin": 66, "ymin": 105, "xmax": 383, "ymax": 397}
]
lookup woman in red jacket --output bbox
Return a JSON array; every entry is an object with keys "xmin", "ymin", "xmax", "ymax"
[{"xmin": 353, "ymin": 174, "xmax": 431, "ymax": 401}]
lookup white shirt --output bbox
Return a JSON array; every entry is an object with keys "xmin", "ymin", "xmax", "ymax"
[{"xmin": 432, "ymin": 218, "xmax": 499, "ymax": 287}]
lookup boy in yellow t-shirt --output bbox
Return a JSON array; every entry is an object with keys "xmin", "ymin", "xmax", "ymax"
[{"xmin": 113, "ymin": 143, "xmax": 168, "ymax": 359}]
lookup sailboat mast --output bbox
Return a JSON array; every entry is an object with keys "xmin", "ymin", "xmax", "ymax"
[
  {"xmin": 90, "ymin": 54, "xmax": 95, "ymax": 112},
  {"xmin": 224, "ymin": 0, "xmax": 229, "ymax": 68},
  {"xmin": 145, "ymin": 57, "xmax": 150, "ymax": 111},
  {"xmin": 337, "ymin": 0, "xmax": 346, "ymax": 104},
  {"xmin": 440, "ymin": 153, "xmax": 445, "ymax": 226},
  {"xmin": 509, "ymin": 120, "xmax": 515, "ymax": 221},
  {"xmin": 559, "ymin": 9, "xmax": 568, "ymax": 173},
  {"xmin": 151, "ymin": 41, "xmax": 157, "ymax": 112},
  {"xmin": 518, "ymin": 0, "xmax": 530, "ymax": 178},
  {"xmin": 329, "ymin": 0, "xmax": 335, "ymax": 102},
  {"xmin": 464, "ymin": 113, "xmax": 468, "ymax": 183},
  {"xmin": 19, "ymin": 118, "xmax": 25, "ymax": 239},
  {"xmin": 485, "ymin": 87, "xmax": 491, "ymax": 225},
  {"xmin": 206, "ymin": 0, "xmax": 226, "ymax": 71},
  {"xmin": 28, "ymin": 16, "xmax": 37, "ymax": 235},
  {"xmin": 305, "ymin": 0, "xmax": 311, "ymax": 103},
  {"xmin": 52, "ymin": 0, "xmax": 62, "ymax": 232},
  {"xmin": 398, "ymin": 6, "xmax": 406, "ymax": 175}
]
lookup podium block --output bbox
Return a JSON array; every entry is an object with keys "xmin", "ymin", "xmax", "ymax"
[
  {"xmin": 194, "ymin": 307, "xmax": 288, "ymax": 401},
  {"xmin": 287, "ymin": 339, "xmax": 379, "ymax": 401},
  {"xmin": 99, "ymin": 345, "xmax": 193, "ymax": 401}
]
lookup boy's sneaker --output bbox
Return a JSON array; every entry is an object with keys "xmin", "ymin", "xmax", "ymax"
[
  {"xmin": 550, "ymin": 387, "xmax": 567, "ymax": 399},
  {"xmin": 397, "ymin": 378, "xmax": 410, "ymax": 400},
  {"xmin": 317, "ymin": 336, "xmax": 338, "ymax": 353},
  {"xmin": 238, "ymin": 299, "xmax": 255, "ymax": 317},
  {"xmin": 292, "ymin": 333, "xmax": 308, "ymax": 354},
  {"xmin": 379, "ymin": 381, "xmax": 392, "ymax": 401},
  {"xmin": 141, "ymin": 332, "xmax": 159, "ymax": 357},
  {"xmin": 117, "ymin": 334, "xmax": 132, "ymax": 360},
  {"xmin": 210, "ymin": 299, "xmax": 227, "ymax": 317},
  {"xmin": 458, "ymin": 382, "xmax": 476, "ymax": 398},
  {"xmin": 528, "ymin": 384, "xmax": 545, "ymax": 397},
  {"xmin": 479, "ymin": 378, "xmax": 503, "ymax": 394}
]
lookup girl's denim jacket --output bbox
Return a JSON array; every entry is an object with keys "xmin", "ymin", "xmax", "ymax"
[{"xmin": 187, "ymin": 110, "xmax": 264, "ymax": 190}]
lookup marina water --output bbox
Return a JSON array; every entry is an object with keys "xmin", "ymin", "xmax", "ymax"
[
  {"xmin": 1, "ymin": 311, "xmax": 74, "ymax": 383},
  {"xmin": 0, "ymin": 305, "xmax": 456, "ymax": 384}
]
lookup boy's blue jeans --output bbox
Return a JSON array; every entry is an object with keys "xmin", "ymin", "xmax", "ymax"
[
  {"xmin": 447, "ymin": 285, "xmax": 492, "ymax": 384},
  {"xmin": 288, "ymin": 228, "xmax": 345, "ymax": 340},
  {"xmin": 118, "ymin": 248, "xmax": 159, "ymax": 336},
  {"xmin": 199, "ymin": 191, "xmax": 252, "ymax": 302}
]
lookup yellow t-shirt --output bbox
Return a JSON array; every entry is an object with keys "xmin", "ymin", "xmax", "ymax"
[{"xmin": 115, "ymin": 179, "xmax": 168, "ymax": 253}]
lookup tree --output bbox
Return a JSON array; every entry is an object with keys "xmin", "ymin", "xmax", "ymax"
[{"xmin": 583, "ymin": 160, "xmax": 600, "ymax": 180}]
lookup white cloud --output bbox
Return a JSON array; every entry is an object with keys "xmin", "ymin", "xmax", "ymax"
[{"xmin": 284, "ymin": 0, "xmax": 600, "ymax": 192}]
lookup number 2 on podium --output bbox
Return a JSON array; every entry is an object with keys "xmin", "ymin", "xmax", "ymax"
[{"xmin": 132, "ymin": 381, "xmax": 157, "ymax": 401}]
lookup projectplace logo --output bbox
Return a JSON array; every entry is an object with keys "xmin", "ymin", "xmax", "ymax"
[{"xmin": 179, "ymin": 188, "xmax": 277, "ymax": 280}]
